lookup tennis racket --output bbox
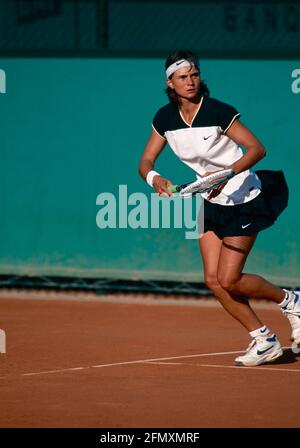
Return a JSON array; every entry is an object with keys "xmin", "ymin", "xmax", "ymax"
[{"xmin": 168, "ymin": 169, "xmax": 235, "ymax": 197}]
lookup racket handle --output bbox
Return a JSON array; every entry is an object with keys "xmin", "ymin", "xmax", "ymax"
[
  {"xmin": 168, "ymin": 185, "xmax": 180, "ymax": 193},
  {"xmin": 168, "ymin": 183, "xmax": 190, "ymax": 193}
]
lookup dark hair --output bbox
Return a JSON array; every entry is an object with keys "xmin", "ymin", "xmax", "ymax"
[{"xmin": 165, "ymin": 50, "xmax": 209, "ymax": 103}]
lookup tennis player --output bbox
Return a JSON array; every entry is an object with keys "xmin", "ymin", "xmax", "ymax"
[{"xmin": 139, "ymin": 50, "xmax": 300, "ymax": 367}]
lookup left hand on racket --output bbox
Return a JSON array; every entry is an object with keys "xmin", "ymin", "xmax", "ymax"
[
  {"xmin": 152, "ymin": 175, "xmax": 174, "ymax": 197},
  {"xmin": 206, "ymin": 181, "xmax": 227, "ymax": 199},
  {"xmin": 202, "ymin": 171, "xmax": 228, "ymax": 199}
]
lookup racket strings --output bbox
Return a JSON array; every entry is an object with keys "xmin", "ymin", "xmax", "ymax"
[
  {"xmin": 167, "ymin": 169, "xmax": 235, "ymax": 196},
  {"xmin": 180, "ymin": 170, "xmax": 234, "ymax": 195}
]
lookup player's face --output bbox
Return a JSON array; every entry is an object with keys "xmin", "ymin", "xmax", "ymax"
[{"xmin": 167, "ymin": 66, "xmax": 201, "ymax": 100}]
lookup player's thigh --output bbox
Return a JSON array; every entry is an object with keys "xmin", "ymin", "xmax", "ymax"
[
  {"xmin": 199, "ymin": 231, "xmax": 223, "ymax": 286},
  {"xmin": 217, "ymin": 235, "xmax": 257, "ymax": 286}
]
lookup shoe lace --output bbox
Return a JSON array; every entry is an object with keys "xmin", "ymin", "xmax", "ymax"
[
  {"xmin": 282, "ymin": 308, "xmax": 300, "ymax": 317},
  {"xmin": 245, "ymin": 338, "xmax": 257, "ymax": 353},
  {"xmin": 281, "ymin": 291, "xmax": 300, "ymax": 316},
  {"xmin": 285, "ymin": 312, "xmax": 300, "ymax": 327}
]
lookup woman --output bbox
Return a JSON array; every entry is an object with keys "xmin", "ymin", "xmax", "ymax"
[{"xmin": 138, "ymin": 50, "xmax": 300, "ymax": 367}]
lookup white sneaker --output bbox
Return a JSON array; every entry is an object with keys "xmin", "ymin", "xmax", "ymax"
[
  {"xmin": 281, "ymin": 290, "xmax": 300, "ymax": 345},
  {"xmin": 235, "ymin": 334, "xmax": 283, "ymax": 367}
]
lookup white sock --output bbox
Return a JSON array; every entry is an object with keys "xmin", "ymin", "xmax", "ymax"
[
  {"xmin": 278, "ymin": 289, "xmax": 290, "ymax": 308},
  {"xmin": 249, "ymin": 325, "xmax": 270, "ymax": 339}
]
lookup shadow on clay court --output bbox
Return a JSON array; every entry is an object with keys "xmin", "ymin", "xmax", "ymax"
[{"xmin": 271, "ymin": 348, "xmax": 300, "ymax": 365}]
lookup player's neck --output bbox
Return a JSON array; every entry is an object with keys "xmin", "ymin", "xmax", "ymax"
[{"xmin": 179, "ymin": 96, "xmax": 203, "ymax": 125}]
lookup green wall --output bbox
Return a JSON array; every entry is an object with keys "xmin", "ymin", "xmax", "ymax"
[{"xmin": 0, "ymin": 58, "xmax": 299, "ymax": 286}]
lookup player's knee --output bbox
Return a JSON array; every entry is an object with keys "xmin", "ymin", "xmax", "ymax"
[
  {"xmin": 204, "ymin": 274, "xmax": 221, "ymax": 293},
  {"xmin": 217, "ymin": 272, "xmax": 241, "ymax": 292}
]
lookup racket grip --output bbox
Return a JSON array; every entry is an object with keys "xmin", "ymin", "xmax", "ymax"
[{"xmin": 168, "ymin": 185, "xmax": 180, "ymax": 193}]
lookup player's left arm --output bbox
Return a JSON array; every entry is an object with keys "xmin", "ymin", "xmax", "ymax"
[{"xmin": 225, "ymin": 119, "xmax": 266, "ymax": 174}]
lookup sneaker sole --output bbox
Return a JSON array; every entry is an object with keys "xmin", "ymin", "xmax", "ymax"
[
  {"xmin": 235, "ymin": 348, "xmax": 283, "ymax": 367},
  {"xmin": 291, "ymin": 333, "xmax": 300, "ymax": 344}
]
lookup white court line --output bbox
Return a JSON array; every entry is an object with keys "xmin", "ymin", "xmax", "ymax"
[
  {"xmin": 146, "ymin": 361, "xmax": 300, "ymax": 373},
  {"xmin": 197, "ymin": 363, "xmax": 300, "ymax": 373},
  {"xmin": 21, "ymin": 350, "xmax": 243, "ymax": 377},
  {"xmin": 9, "ymin": 346, "xmax": 297, "ymax": 378},
  {"xmin": 144, "ymin": 362, "xmax": 183, "ymax": 366}
]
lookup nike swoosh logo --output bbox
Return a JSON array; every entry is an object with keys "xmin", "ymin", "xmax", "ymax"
[
  {"xmin": 203, "ymin": 135, "xmax": 212, "ymax": 140},
  {"xmin": 257, "ymin": 346, "xmax": 274, "ymax": 355},
  {"xmin": 242, "ymin": 223, "xmax": 252, "ymax": 229},
  {"xmin": 176, "ymin": 60, "xmax": 185, "ymax": 66}
]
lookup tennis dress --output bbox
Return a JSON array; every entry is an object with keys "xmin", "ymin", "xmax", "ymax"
[{"xmin": 152, "ymin": 96, "xmax": 288, "ymax": 238}]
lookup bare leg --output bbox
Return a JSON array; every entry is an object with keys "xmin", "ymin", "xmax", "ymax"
[
  {"xmin": 199, "ymin": 231, "xmax": 264, "ymax": 331},
  {"xmin": 218, "ymin": 236, "xmax": 285, "ymax": 303}
]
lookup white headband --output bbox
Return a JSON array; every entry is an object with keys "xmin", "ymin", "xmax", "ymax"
[{"xmin": 166, "ymin": 59, "xmax": 194, "ymax": 79}]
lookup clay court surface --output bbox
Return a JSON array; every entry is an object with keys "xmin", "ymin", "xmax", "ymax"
[{"xmin": 0, "ymin": 291, "xmax": 299, "ymax": 428}]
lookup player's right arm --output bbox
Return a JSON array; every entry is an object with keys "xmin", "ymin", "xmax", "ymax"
[{"xmin": 138, "ymin": 129, "xmax": 173, "ymax": 196}]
